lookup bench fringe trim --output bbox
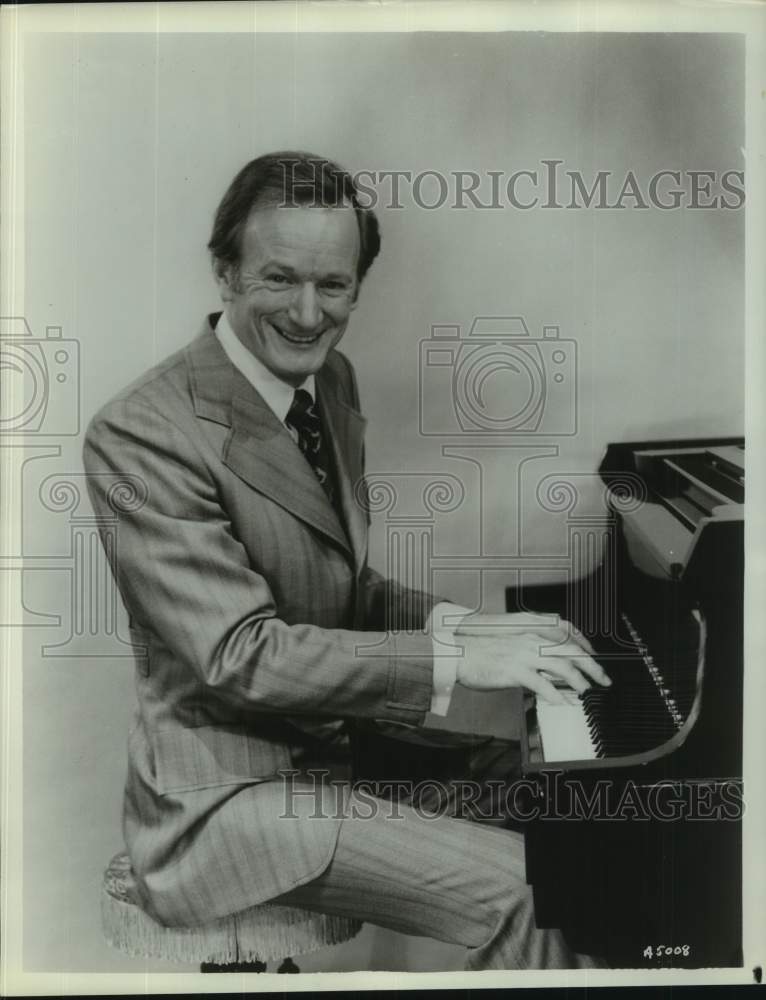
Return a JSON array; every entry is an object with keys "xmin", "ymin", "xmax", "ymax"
[{"xmin": 101, "ymin": 890, "xmax": 362, "ymax": 963}]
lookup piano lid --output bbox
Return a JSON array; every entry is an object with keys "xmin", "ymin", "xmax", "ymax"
[
  {"xmin": 601, "ymin": 437, "xmax": 744, "ymax": 589},
  {"xmin": 633, "ymin": 442, "xmax": 744, "ymax": 530},
  {"xmin": 617, "ymin": 500, "xmax": 691, "ymax": 580},
  {"xmin": 705, "ymin": 444, "xmax": 745, "ymax": 482}
]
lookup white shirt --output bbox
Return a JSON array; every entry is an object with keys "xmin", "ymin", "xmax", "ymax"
[{"xmin": 215, "ymin": 309, "xmax": 468, "ymax": 716}]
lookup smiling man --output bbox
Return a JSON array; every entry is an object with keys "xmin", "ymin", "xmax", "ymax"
[
  {"xmin": 212, "ymin": 198, "xmax": 361, "ymax": 383},
  {"xmin": 82, "ymin": 151, "xmax": 609, "ymax": 971}
]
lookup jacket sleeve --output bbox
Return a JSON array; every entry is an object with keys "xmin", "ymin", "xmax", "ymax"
[
  {"xmin": 359, "ymin": 564, "xmax": 444, "ymax": 633},
  {"xmin": 82, "ymin": 393, "xmax": 435, "ymax": 726}
]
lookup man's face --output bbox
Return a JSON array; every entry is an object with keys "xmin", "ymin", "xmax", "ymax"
[{"xmin": 217, "ymin": 205, "xmax": 360, "ymax": 386}]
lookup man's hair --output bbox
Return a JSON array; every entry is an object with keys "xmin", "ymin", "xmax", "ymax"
[{"xmin": 208, "ymin": 151, "xmax": 381, "ymax": 285}]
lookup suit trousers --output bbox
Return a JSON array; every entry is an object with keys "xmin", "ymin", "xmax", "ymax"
[{"xmin": 270, "ymin": 734, "xmax": 606, "ymax": 971}]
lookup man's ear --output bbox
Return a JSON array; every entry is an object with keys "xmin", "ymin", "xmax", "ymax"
[{"xmin": 212, "ymin": 258, "xmax": 237, "ymax": 302}]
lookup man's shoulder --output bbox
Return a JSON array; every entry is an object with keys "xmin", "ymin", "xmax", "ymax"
[
  {"xmin": 112, "ymin": 345, "xmax": 191, "ymax": 407},
  {"xmin": 85, "ymin": 324, "xmax": 212, "ymax": 440},
  {"xmin": 322, "ymin": 347, "xmax": 360, "ymax": 410}
]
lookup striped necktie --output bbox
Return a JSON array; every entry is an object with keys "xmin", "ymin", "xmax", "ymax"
[{"xmin": 285, "ymin": 388, "xmax": 335, "ymax": 505}]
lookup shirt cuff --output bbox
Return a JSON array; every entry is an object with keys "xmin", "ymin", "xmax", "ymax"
[{"xmin": 426, "ymin": 601, "xmax": 473, "ymax": 716}]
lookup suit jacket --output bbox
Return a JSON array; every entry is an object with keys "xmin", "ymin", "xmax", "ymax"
[{"xmin": 83, "ymin": 314, "xmax": 438, "ymax": 926}]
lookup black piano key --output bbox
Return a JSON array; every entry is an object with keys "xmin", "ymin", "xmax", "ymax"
[{"xmin": 576, "ymin": 653, "xmax": 684, "ymax": 756}]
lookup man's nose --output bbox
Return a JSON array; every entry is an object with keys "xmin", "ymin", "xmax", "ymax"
[{"xmin": 288, "ymin": 283, "xmax": 322, "ymax": 330}]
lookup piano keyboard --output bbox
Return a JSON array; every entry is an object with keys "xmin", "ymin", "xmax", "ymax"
[
  {"xmin": 537, "ymin": 694, "xmax": 598, "ymax": 760},
  {"xmin": 536, "ymin": 612, "xmax": 699, "ymax": 763}
]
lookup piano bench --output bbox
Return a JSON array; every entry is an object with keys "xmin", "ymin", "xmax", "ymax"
[{"xmin": 101, "ymin": 852, "xmax": 363, "ymax": 970}]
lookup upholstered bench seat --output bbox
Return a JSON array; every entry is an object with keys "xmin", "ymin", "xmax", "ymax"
[{"xmin": 101, "ymin": 852, "xmax": 362, "ymax": 966}]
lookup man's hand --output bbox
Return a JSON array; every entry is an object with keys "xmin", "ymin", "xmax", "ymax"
[{"xmin": 453, "ymin": 612, "xmax": 611, "ymax": 706}]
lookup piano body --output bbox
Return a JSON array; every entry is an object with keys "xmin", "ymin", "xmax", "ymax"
[{"xmin": 508, "ymin": 437, "xmax": 745, "ymax": 968}]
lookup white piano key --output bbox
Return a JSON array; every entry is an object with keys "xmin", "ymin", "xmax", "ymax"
[{"xmin": 537, "ymin": 694, "xmax": 599, "ymax": 761}]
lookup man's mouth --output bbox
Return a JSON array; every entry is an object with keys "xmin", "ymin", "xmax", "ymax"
[{"xmin": 268, "ymin": 321, "xmax": 324, "ymax": 346}]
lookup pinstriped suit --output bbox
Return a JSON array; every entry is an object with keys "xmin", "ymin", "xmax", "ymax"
[{"xmin": 82, "ymin": 314, "xmax": 439, "ymax": 927}]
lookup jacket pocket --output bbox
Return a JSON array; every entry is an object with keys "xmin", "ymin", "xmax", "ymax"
[{"xmin": 153, "ymin": 724, "xmax": 292, "ymax": 795}]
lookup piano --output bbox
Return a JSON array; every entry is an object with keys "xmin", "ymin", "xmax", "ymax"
[{"xmin": 508, "ymin": 437, "xmax": 745, "ymax": 968}]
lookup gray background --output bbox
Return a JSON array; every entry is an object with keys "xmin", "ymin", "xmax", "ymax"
[{"xmin": 19, "ymin": 31, "xmax": 743, "ymax": 971}]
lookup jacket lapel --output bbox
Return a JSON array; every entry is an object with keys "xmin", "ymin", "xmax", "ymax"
[
  {"xmin": 316, "ymin": 372, "xmax": 368, "ymax": 574},
  {"xmin": 186, "ymin": 317, "xmax": 361, "ymax": 566}
]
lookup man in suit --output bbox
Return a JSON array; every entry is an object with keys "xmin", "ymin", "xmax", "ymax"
[{"xmin": 83, "ymin": 151, "xmax": 610, "ymax": 970}]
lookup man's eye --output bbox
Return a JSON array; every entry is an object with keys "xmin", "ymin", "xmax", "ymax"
[
  {"xmin": 321, "ymin": 281, "xmax": 346, "ymax": 293},
  {"xmin": 265, "ymin": 274, "xmax": 291, "ymax": 285}
]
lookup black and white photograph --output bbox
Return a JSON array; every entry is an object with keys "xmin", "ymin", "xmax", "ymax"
[{"xmin": 1, "ymin": 1, "xmax": 764, "ymax": 994}]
